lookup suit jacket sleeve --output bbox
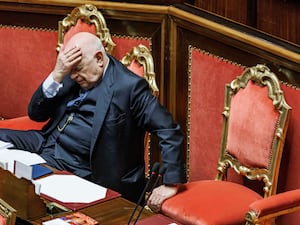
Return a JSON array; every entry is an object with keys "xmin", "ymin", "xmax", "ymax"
[{"xmin": 130, "ymin": 77, "xmax": 186, "ymax": 184}]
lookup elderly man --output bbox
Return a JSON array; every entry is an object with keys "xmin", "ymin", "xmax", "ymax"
[{"xmin": 0, "ymin": 32, "xmax": 186, "ymax": 210}]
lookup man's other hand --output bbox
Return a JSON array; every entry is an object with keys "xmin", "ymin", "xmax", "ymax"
[{"xmin": 147, "ymin": 184, "xmax": 179, "ymax": 212}]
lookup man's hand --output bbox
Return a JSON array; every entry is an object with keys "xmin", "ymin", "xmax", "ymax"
[
  {"xmin": 147, "ymin": 184, "xmax": 179, "ymax": 212},
  {"xmin": 52, "ymin": 45, "xmax": 82, "ymax": 83}
]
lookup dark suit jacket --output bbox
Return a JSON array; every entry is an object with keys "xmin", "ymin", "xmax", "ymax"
[{"xmin": 28, "ymin": 55, "xmax": 186, "ymax": 202}]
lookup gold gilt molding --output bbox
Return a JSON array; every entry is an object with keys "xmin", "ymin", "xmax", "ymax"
[
  {"xmin": 0, "ymin": 199, "xmax": 16, "ymax": 225},
  {"xmin": 120, "ymin": 44, "xmax": 158, "ymax": 178},
  {"xmin": 0, "ymin": 24, "xmax": 56, "ymax": 32},
  {"xmin": 57, "ymin": 4, "xmax": 116, "ymax": 54},
  {"xmin": 186, "ymin": 45, "xmax": 243, "ymax": 181},
  {"xmin": 121, "ymin": 44, "xmax": 158, "ymax": 96}
]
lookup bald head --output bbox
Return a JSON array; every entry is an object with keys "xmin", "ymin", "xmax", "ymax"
[{"xmin": 65, "ymin": 32, "xmax": 106, "ymax": 59}]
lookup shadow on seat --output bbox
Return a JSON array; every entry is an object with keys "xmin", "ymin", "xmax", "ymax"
[{"xmin": 161, "ymin": 64, "xmax": 291, "ymax": 225}]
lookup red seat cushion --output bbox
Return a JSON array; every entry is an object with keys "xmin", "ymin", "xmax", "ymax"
[
  {"xmin": 0, "ymin": 116, "xmax": 46, "ymax": 130},
  {"xmin": 161, "ymin": 180, "xmax": 262, "ymax": 225}
]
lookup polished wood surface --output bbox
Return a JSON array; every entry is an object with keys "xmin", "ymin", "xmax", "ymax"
[
  {"xmin": 0, "ymin": 168, "xmax": 47, "ymax": 220},
  {"xmin": 194, "ymin": 0, "xmax": 300, "ymax": 45},
  {"xmin": 31, "ymin": 197, "xmax": 153, "ymax": 225}
]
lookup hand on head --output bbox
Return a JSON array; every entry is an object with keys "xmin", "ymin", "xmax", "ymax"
[
  {"xmin": 51, "ymin": 32, "xmax": 107, "ymax": 90},
  {"xmin": 52, "ymin": 45, "xmax": 82, "ymax": 83}
]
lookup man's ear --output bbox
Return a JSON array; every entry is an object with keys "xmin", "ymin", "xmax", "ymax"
[{"xmin": 95, "ymin": 51, "xmax": 104, "ymax": 66}]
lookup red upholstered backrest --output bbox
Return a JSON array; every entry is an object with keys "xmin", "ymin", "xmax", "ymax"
[
  {"xmin": 63, "ymin": 19, "xmax": 97, "ymax": 45},
  {"xmin": 112, "ymin": 36, "xmax": 151, "ymax": 60},
  {"xmin": 0, "ymin": 26, "xmax": 58, "ymax": 119},
  {"xmin": 127, "ymin": 60, "xmax": 144, "ymax": 77},
  {"xmin": 188, "ymin": 46, "xmax": 244, "ymax": 181},
  {"xmin": 277, "ymin": 84, "xmax": 300, "ymax": 224},
  {"xmin": 226, "ymin": 81, "xmax": 279, "ymax": 168}
]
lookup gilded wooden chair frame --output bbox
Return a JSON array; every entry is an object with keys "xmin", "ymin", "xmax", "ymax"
[
  {"xmin": 121, "ymin": 44, "xmax": 159, "ymax": 177},
  {"xmin": 217, "ymin": 64, "xmax": 291, "ymax": 198},
  {"xmin": 0, "ymin": 199, "xmax": 16, "ymax": 225},
  {"xmin": 121, "ymin": 44, "xmax": 159, "ymax": 96},
  {"xmin": 57, "ymin": 4, "xmax": 116, "ymax": 54}
]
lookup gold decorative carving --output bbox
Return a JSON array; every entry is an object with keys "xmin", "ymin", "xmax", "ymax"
[
  {"xmin": 57, "ymin": 4, "xmax": 116, "ymax": 54},
  {"xmin": 0, "ymin": 199, "xmax": 16, "ymax": 225},
  {"xmin": 121, "ymin": 44, "xmax": 158, "ymax": 178},
  {"xmin": 121, "ymin": 44, "xmax": 158, "ymax": 96}
]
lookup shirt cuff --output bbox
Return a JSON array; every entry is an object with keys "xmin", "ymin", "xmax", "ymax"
[{"xmin": 42, "ymin": 73, "xmax": 63, "ymax": 98}]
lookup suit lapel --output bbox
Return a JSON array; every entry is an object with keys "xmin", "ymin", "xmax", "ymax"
[{"xmin": 90, "ymin": 61, "xmax": 114, "ymax": 151}]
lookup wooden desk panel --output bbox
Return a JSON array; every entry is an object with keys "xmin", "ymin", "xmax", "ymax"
[{"xmin": 32, "ymin": 197, "xmax": 153, "ymax": 225}]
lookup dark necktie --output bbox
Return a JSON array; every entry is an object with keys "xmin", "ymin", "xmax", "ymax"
[{"xmin": 66, "ymin": 89, "xmax": 89, "ymax": 111}]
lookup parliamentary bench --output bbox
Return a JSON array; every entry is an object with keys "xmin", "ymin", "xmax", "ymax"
[{"xmin": 2, "ymin": 1, "xmax": 300, "ymax": 224}]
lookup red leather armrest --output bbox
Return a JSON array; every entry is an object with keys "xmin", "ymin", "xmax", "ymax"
[{"xmin": 249, "ymin": 189, "xmax": 300, "ymax": 219}]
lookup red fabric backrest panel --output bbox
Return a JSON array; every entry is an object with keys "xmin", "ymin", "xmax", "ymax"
[
  {"xmin": 63, "ymin": 19, "xmax": 97, "ymax": 45},
  {"xmin": 188, "ymin": 48, "xmax": 244, "ymax": 181},
  {"xmin": 226, "ymin": 81, "xmax": 279, "ymax": 168},
  {"xmin": 127, "ymin": 60, "xmax": 144, "ymax": 77},
  {"xmin": 0, "ymin": 26, "xmax": 57, "ymax": 119},
  {"xmin": 276, "ymin": 84, "xmax": 300, "ymax": 225},
  {"xmin": 112, "ymin": 36, "xmax": 150, "ymax": 60}
]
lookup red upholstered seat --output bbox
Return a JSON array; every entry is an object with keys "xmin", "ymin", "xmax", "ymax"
[
  {"xmin": 162, "ymin": 181, "xmax": 262, "ymax": 225},
  {"xmin": 161, "ymin": 65, "xmax": 291, "ymax": 225},
  {"xmin": 0, "ymin": 116, "xmax": 46, "ymax": 130}
]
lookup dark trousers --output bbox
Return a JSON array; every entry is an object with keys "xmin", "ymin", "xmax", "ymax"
[
  {"xmin": 0, "ymin": 129, "xmax": 44, "ymax": 153},
  {"xmin": 0, "ymin": 128, "xmax": 65, "ymax": 171}
]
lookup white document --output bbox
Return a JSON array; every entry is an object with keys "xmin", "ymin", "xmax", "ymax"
[
  {"xmin": 0, "ymin": 149, "xmax": 46, "ymax": 173},
  {"xmin": 0, "ymin": 140, "xmax": 14, "ymax": 149},
  {"xmin": 34, "ymin": 174, "xmax": 107, "ymax": 203}
]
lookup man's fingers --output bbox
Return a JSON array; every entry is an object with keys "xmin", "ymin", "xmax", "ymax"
[{"xmin": 63, "ymin": 46, "xmax": 82, "ymax": 64}]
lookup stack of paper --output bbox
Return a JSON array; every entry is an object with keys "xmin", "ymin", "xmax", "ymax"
[
  {"xmin": 0, "ymin": 148, "xmax": 46, "ymax": 173},
  {"xmin": 0, "ymin": 140, "xmax": 14, "ymax": 149},
  {"xmin": 14, "ymin": 160, "xmax": 52, "ymax": 180},
  {"xmin": 34, "ymin": 174, "xmax": 107, "ymax": 204}
]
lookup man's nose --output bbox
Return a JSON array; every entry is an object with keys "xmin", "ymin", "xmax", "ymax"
[{"xmin": 70, "ymin": 73, "xmax": 78, "ymax": 79}]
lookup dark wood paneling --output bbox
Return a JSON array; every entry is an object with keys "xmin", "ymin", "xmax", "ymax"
[
  {"xmin": 105, "ymin": 0, "xmax": 195, "ymax": 5},
  {"xmin": 194, "ymin": 0, "xmax": 256, "ymax": 26},
  {"xmin": 194, "ymin": 0, "xmax": 300, "ymax": 45},
  {"xmin": 257, "ymin": 0, "xmax": 300, "ymax": 44}
]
